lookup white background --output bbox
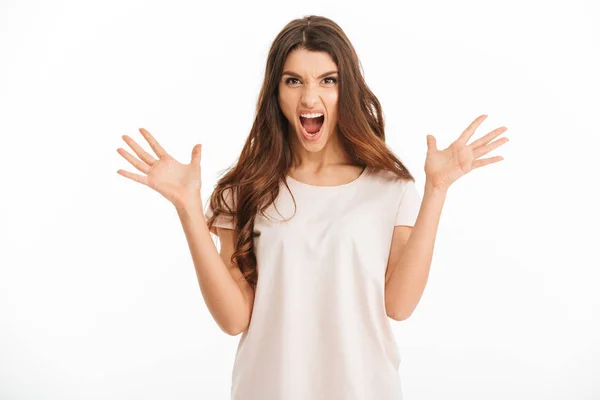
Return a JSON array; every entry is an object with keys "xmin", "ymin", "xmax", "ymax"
[{"xmin": 1, "ymin": 0, "xmax": 599, "ymax": 399}]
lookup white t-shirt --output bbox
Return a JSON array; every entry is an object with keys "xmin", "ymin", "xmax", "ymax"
[{"xmin": 204, "ymin": 166, "xmax": 422, "ymax": 400}]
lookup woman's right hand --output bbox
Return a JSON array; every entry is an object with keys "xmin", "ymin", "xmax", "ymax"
[{"xmin": 116, "ymin": 128, "xmax": 203, "ymax": 209}]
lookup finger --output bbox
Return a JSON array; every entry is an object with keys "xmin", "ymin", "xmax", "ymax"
[
  {"xmin": 426, "ymin": 135, "xmax": 437, "ymax": 152},
  {"xmin": 458, "ymin": 114, "xmax": 487, "ymax": 146},
  {"xmin": 117, "ymin": 147, "xmax": 151, "ymax": 174},
  {"xmin": 190, "ymin": 144, "xmax": 202, "ymax": 165},
  {"xmin": 139, "ymin": 128, "xmax": 169, "ymax": 159},
  {"xmin": 471, "ymin": 156, "xmax": 503, "ymax": 169},
  {"xmin": 116, "ymin": 169, "xmax": 149, "ymax": 186},
  {"xmin": 122, "ymin": 135, "xmax": 157, "ymax": 166},
  {"xmin": 473, "ymin": 136, "xmax": 509, "ymax": 159},
  {"xmin": 469, "ymin": 126, "xmax": 507, "ymax": 149}
]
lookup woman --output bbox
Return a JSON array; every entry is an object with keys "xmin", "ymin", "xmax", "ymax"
[{"xmin": 116, "ymin": 15, "xmax": 508, "ymax": 400}]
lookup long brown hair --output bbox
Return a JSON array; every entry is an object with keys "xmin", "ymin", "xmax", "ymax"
[{"xmin": 205, "ymin": 15, "xmax": 415, "ymax": 292}]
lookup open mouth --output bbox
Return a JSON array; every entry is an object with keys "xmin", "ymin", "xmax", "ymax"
[{"xmin": 299, "ymin": 115, "xmax": 325, "ymax": 136}]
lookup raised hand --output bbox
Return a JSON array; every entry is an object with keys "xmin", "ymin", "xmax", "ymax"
[
  {"xmin": 424, "ymin": 114, "xmax": 509, "ymax": 191},
  {"xmin": 116, "ymin": 128, "xmax": 203, "ymax": 209}
]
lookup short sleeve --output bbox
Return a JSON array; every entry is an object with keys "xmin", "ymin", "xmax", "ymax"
[
  {"xmin": 204, "ymin": 187, "xmax": 236, "ymax": 230},
  {"xmin": 394, "ymin": 180, "xmax": 421, "ymax": 227}
]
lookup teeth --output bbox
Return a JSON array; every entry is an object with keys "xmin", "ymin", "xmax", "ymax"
[{"xmin": 300, "ymin": 112, "xmax": 324, "ymax": 118}]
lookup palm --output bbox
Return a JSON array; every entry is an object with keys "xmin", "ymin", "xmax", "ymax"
[
  {"xmin": 425, "ymin": 142, "xmax": 474, "ymax": 187},
  {"xmin": 116, "ymin": 128, "xmax": 203, "ymax": 208},
  {"xmin": 146, "ymin": 157, "xmax": 200, "ymax": 203},
  {"xmin": 424, "ymin": 115, "xmax": 509, "ymax": 190}
]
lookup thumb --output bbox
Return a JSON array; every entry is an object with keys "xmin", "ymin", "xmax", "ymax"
[
  {"xmin": 190, "ymin": 144, "xmax": 202, "ymax": 165},
  {"xmin": 426, "ymin": 134, "xmax": 437, "ymax": 152}
]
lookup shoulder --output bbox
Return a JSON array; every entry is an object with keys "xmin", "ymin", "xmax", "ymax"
[{"xmin": 367, "ymin": 167, "xmax": 415, "ymax": 190}]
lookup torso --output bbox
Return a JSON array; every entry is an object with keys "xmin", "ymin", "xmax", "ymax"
[{"xmin": 230, "ymin": 167, "xmax": 418, "ymax": 399}]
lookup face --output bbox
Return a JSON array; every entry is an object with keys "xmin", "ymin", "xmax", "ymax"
[{"xmin": 278, "ymin": 48, "xmax": 339, "ymax": 154}]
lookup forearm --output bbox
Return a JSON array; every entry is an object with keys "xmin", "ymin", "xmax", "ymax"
[
  {"xmin": 175, "ymin": 199, "xmax": 247, "ymax": 335},
  {"xmin": 385, "ymin": 181, "xmax": 447, "ymax": 320}
]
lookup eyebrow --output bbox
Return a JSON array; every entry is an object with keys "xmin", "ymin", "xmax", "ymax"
[{"xmin": 281, "ymin": 70, "xmax": 338, "ymax": 79}]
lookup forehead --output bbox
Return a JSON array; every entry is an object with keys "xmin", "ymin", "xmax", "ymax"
[{"xmin": 282, "ymin": 48, "xmax": 337, "ymax": 76}]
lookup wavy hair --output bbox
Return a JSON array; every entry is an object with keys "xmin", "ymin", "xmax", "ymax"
[{"xmin": 206, "ymin": 15, "xmax": 415, "ymax": 292}]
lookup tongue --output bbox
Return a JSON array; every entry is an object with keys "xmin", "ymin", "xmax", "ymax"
[{"xmin": 301, "ymin": 116, "xmax": 324, "ymax": 134}]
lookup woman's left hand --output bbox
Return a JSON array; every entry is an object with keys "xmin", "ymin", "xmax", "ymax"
[{"xmin": 424, "ymin": 114, "xmax": 509, "ymax": 191}]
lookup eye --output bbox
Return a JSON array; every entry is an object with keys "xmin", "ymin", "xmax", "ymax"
[{"xmin": 283, "ymin": 77, "xmax": 338, "ymax": 85}]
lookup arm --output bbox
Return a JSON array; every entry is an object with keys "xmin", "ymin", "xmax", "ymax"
[
  {"xmin": 385, "ymin": 114, "xmax": 508, "ymax": 320},
  {"xmin": 384, "ymin": 181, "xmax": 447, "ymax": 321},
  {"xmin": 176, "ymin": 199, "xmax": 254, "ymax": 336}
]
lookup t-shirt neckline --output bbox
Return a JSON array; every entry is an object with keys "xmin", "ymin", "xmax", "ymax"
[{"xmin": 286, "ymin": 166, "xmax": 368, "ymax": 189}]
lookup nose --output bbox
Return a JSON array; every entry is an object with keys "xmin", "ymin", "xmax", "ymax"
[{"xmin": 300, "ymin": 85, "xmax": 320, "ymax": 108}]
